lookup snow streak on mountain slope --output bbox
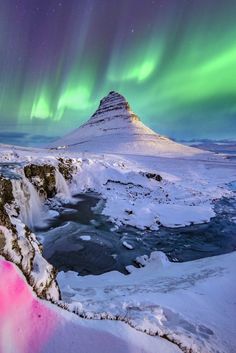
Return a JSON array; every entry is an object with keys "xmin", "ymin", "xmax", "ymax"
[{"xmin": 52, "ymin": 91, "xmax": 207, "ymax": 157}]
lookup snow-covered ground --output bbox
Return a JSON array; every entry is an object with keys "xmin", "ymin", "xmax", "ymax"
[
  {"xmin": 57, "ymin": 251, "xmax": 236, "ymax": 353},
  {"xmin": 70, "ymin": 152, "xmax": 236, "ymax": 230},
  {"xmin": 0, "ymin": 257, "xmax": 181, "ymax": 353},
  {"xmin": 1, "ymin": 142, "xmax": 235, "ymax": 352},
  {"xmin": 1, "ymin": 144, "xmax": 235, "ymax": 231}
]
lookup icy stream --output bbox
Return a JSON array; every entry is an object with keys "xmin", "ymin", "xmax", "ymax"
[
  {"xmin": 35, "ymin": 189, "xmax": 236, "ymax": 276},
  {"xmin": 1, "ymin": 161, "xmax": 236, "ymax": 277}
]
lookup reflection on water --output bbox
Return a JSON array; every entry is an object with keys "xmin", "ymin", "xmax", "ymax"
[{"xmin": 35, "ymin": 188, "xmax": 236, "ymax": 276}]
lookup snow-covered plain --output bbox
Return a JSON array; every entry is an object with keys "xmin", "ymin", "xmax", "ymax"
[
  {"xmin": 1, "ymin": 92, "xmax": 236, "ymax": 353},
  {"xmin": 70, "ymin": 152, "xmax": 235, "ymax": 230},
  {"xmin": 57, "ymin": 251, "xmax": 236, "ymax": 353}
]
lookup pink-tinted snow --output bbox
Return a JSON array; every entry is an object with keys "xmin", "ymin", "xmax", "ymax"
[
  {"xmin": 0, "ymin": 260, "xmax": 57, "ymax": 353},
  {"xmin": 0, "ymin": 258, "xmax": 177, "ymax": 353}
]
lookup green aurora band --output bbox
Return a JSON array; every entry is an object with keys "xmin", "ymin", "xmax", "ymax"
[{"xmin": 0, "ymin": 0, "xmax": 235, "ymax": 140}]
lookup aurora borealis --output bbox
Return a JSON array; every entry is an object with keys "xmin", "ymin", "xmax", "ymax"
[{"xmin": 0, "ymin": 0, "xmax": 236, "ymax": 141}]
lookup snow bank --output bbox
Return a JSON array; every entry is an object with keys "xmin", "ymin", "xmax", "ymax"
[
  {"xmin": 70, "ymin": 153, "xmax": 235, "ymax": 230},
  {"xmin": 57, "ymin": 251, "xmax": 236, "ymax": 353},
  {"xmin": 0, "ymin": 257, "xmax": 181, "ymax": 353}
]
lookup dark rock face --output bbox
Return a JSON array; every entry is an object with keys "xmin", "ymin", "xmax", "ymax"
[
  {"xmin": 86, "ymin": 91, "xmax": 140, "ymax": 127},
  {"xmin": 24, "ymin": 164, "xmax": 56, "ymax": 198},
  {"xmin": 0, "ymin": 207, "xmax": 15, "ymax": 233},
  {"xmin": 0, "ymin": 177, "xmax": 16, "ymax": 232},
  {"xmin": 0, "ymin": 177, "xmax": 14, "ymax": 209},
  {"xmin": 96, "ymin": 91, "xmax": 131, "ymax": 115},
  {"xmin": 145, "ymin": 173, "xmax": 162, "ymax": 182},
  {"xmin": 139, "ymin": 172, "xmax": 162, "ymax": 182},
  {"xmin": 0, "ymin": 231, "xmax": 5, "ymax": 251},
  {"xmin": 57, "ymin": 158, "xmax": 76, "ymax": 182},
  {"xmin": 24, "ymin": 160, "xmax": 75, "ymax": 198}
]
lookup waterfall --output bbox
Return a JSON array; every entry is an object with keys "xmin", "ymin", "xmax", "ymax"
[
  {"xmin": 55, "ymin": 169, "xmax": 71, "ymax": 199},
  {"xmin": 12, "ymin": 177, "xmax": 43, "ymax": 229},
  {"xmin": 10, "ymin": 169, "xmax": 71, "ymax": 228}
]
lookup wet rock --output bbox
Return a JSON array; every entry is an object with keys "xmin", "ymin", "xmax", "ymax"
[
  {"xmin": 57, "ymin": 158, "xmax": 76, "ymax": 181},
  {"xmin": 24, "ymin": 164, "xmax": 56, "ymax": 198},
  {"xmin": 0, "ymin": 176, "xmax": 14, "ymax": 209},
  {"xmin": 0, "ymin": 177, "xmax": 17, "ymax": 231},
  {"xmin": 0, "ymin": 228, "xmax": 6, "ymax": 251}
]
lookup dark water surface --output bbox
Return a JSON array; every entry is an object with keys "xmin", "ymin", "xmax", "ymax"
[
  {"xmin": 0, "ymin": 162, "xmax": 24, "ymax": 179},
  {"xmin": 35, "ymin": 188, "xmax": 236, "ymax": 276}
]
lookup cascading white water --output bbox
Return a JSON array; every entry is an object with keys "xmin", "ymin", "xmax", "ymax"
[
  {"xmin": 55, "ymin": 169, "xmax": 71, "ymax": 199},
  {"xmin": 11, "ymin": 169, "xmax": 71, "ymax": 228},
  {"xmin": 12, "ymin": 176, "xmax": 43, "ymax": 229}
]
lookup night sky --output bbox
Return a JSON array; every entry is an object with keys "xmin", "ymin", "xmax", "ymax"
[{"xmin": 0, "ymin": 0, "xmax": 236, "ymax": 142}]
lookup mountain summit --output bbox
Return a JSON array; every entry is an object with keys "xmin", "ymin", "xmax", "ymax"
[
  {"xmin": 52, "ymin": 91, "xmax": 203, "ymax": 156},
  {"xmin": 90, "ymin": 91, "xmax": 134, "ymax": 122}
]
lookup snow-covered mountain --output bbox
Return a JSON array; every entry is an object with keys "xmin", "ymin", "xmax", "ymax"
[{"xmin": 52, "ymin": 91, "xmax": 205, "ymax": 157}]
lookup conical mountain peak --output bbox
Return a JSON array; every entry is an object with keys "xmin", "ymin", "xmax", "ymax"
[
  {"xmin": 98, "ymin": 91, "xmax": 130, "ymax": 111},
  {"xmin": 52, "ymin": 91, "xmax": 199, "ymax": 157},
  {"xmin": 88, "ymin": 91, "xmax": 139, "ymax": 125}
]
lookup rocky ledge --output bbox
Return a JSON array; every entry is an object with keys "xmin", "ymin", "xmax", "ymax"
[
  {"xmin": 0, "ymin": 165, "xmax": 68, "ymax": 301},
  {"xmin": 24, "ymin": 158, "xmax": 75, "ymax": 199}
]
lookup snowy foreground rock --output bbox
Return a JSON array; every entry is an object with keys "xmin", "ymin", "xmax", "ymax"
[
  {"xmin": 0, "ymin": 257, "xmax": 181, "ymax": 353},
  {"xmin": 0, "ymin": 91, "xmax": 236, "ymax": 352}
]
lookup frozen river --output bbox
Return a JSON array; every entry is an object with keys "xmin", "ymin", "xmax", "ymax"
[{"xmin": 35, "ymin": 187, "xmax": 236, "ymax": 276}]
